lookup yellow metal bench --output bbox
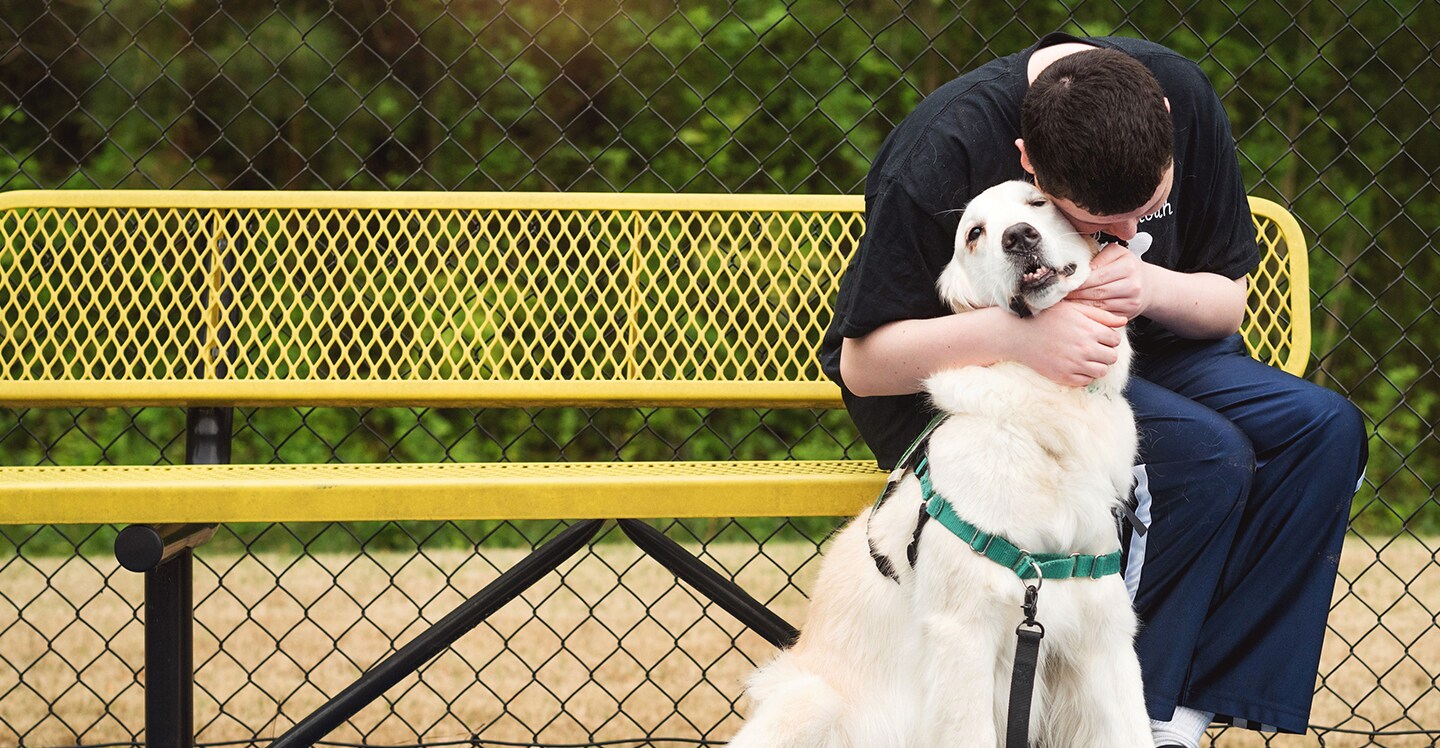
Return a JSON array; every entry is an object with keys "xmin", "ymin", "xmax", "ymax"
[
  {"xmin": 0, "ymin": 191, "xmax": 1307, "ymax": 525},
  {"xmin": 0, "ymin": 189, "xmax": 1308, "ymax": 743}
]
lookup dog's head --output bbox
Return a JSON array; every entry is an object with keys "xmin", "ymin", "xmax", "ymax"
[{"xmin": 937, "ymin": 181, "xmax": 1100, "ymax": 317}]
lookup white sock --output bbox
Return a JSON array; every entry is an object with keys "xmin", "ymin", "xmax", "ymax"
[{"xmin": 1150, "ymin": 706, "xmax": 1214, "ymax": 748}]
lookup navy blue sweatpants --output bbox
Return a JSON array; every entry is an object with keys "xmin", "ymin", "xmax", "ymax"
[{"xmin": 1121, "ymin": 334, "xmax": 1367, "ymax": 734}]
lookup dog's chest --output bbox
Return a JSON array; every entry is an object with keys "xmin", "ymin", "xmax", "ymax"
[{"xmin": 918, "ymin": 371, "xmax": 1137, "ymax": 555}]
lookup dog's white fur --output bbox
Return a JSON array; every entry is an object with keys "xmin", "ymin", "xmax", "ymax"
[{"xmin": 729, "ymin": 181, "xmax": 1151, "ymax": 747}]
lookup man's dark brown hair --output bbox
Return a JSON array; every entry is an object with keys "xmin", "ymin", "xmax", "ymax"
[{"xmin": 1020, "ymin": 48, "xmax": 1174, "ymax": 216}]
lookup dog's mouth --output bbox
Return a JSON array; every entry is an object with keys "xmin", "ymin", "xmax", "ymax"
[
  {"xmin": 1017, "ymin": 259, "xmax": 1077, "ymax": 292},
  {"xmin": 1019, "ymin": 262, "xmax": 1057, "ymax": 291},
  {"xmin": 1008, "ymin": 260, "xmax": 1079, "ymax": 317}
]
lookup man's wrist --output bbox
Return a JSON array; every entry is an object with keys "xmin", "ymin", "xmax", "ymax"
[
  {"xmin": 979, "ymin": 306, "xmax": 1025, "ymax": 365},
  {"xmin": 1137, "ymin": 261, "xmax": 1161, "ymax": 318}
]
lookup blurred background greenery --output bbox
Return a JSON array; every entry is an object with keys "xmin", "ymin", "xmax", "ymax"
[{"xmin": 1, "ymin": 0, "xmax": 1435, "ymax": 550}]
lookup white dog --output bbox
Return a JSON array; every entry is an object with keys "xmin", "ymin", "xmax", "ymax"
[{"xmin": 729, "ymin": 181, "xmax": 1151, "ymax": 747}]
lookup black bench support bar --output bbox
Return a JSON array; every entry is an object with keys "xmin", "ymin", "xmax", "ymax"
[
  {"xmin": 269, "ymin": 518, "xmax": 605, "ymax": 748},
  {"xmin": 115, "ymin": 523, "xmax": 217, "ymax": 573},
  {"xmin": 618, "ymin": 519, "xmax": 800, "ymax": 649}
]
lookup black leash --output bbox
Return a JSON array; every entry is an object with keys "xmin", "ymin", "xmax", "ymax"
[{"xmin": 1006, "ymin": 573, "xmax": 1045, "ymax": 748}]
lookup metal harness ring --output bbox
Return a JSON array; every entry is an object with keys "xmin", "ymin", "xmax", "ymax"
[{"xmin": 1024, "ymin": 554, "xmax": 1044, "ymax": 591}]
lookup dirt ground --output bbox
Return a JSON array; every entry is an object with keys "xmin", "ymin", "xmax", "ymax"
[{"xmin": 1, "ymin": 535, "xmax": 1435, "ymax": 747}]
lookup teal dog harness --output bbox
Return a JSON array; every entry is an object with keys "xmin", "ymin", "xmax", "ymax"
[
  {"xmin": 915, "ymin": 456, "xmax": 1123, "ymax": 581},
  {"xmin": 866, "ymin": 415, "xmax": 1123, "ymax": 584}
]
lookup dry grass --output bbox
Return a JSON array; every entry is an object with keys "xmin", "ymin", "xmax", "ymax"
[{"xmin": 1, "ymin": 536, "xmax": 1436, "ymax": 747}]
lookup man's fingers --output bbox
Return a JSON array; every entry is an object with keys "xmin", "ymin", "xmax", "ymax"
[
  {"xmin": 1093, "ymin": 243, "xmax": 1130, "ymax": 265},
  {"xmin": 1073, "ymin": 266, "xmax": 1110, "ymax": 291},
  {"xmin": 1067, "ymin": 283, "xmax": 1112, "ymax": 300},
  {"xmin": 1077, "ymin": 304, "xmax": 1128, "ymax": 328},
  {"xmin": 1080, "ymin": 246, "xmax": 1139, "ymax": 287},
  {"xmin": 1074, "ymin": 262, "xmax": 1127, "ymax": 292},
  {"xmin": 1079, "ymin": 361, "xmax": 1109, "ymax": 381}
]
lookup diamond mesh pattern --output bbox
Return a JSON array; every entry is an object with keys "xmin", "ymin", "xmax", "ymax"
[
  {"xmin": 1, "ymin": 1, "xmax": 1437, "ymax": 746},
  {"xmin": 0, "ymin": 196, "xmax": 862, "ymax": 398},
  {"xmin": 1243, "ymin": 205, "xmax": 1309, "ymax": 376}
]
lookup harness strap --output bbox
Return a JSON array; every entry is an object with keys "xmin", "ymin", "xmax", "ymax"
[
  {"xmin": 868, "ymin": 413, "xmax": 946, "ymax": 582},
  {"xmin": 916, "ymin": 457, "xmax": 1122, "ymax": 582},
  {"xmin": 893, "ymin": 413, "xmax": 946, "ymax": 479},
  {"xmin": 869, "ymin": 413, "xmax": 1124, "ymax": 584},
  {"xmin": 868, "ymin": 535, "xmax": 899, "ymax": 583},
  {"xmin": 1117, "ymin": 499, "xmax": 1149, "ymax": 537},
  {"xmin": 905, "ymin": 502, "xmax": 930, "ymax": 568}
]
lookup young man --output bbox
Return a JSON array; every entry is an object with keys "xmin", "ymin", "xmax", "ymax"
[{"xmin": 820, "ymin": 33, "xmax": 1367, "ymax": 748}]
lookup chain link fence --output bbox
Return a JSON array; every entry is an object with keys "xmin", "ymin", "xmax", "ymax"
[{"xmin": 1, "ymin": 1, "xmax": 1436, "ymax": 746}]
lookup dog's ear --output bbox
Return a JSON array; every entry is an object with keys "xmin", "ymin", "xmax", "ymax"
[{"xmin": 936, "ymin": 258, "xmax": 985, "ymax": 314}]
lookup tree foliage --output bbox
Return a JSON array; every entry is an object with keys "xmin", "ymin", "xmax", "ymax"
[{"xmin": 1, "ymin": 0, "xmax": 1435, "ymax": 539}]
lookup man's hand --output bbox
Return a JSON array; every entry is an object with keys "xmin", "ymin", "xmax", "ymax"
[
  {"xmin": 1066, "ymin": 243, "xmax": 1152, "ymax": 320},
  {"xmin": 1008, "ymin": 301, "xmax": 1128, "ymax": 387}
]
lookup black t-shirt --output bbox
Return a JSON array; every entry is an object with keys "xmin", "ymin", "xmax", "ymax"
[{"xmin": 820, "ymin": 33, "xmax": 1259, "ymax": 470}]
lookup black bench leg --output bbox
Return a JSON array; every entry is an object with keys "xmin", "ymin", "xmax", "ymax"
[
  {"xmin": 124, "ymin": 406, "xmax": 230, "ymax": 747},
  {"xmin": 117, "ymin": 523, "xmax": 216, "ymax": 748},
  {"xmin": 269, "ymin": 518, "xmax": 605, "ymax": 748},
  {"xmin": 618, "ymin": 519, "xmax": 799, "ymax": 649},
  {"xmin": 146, "ymin": 548, "xmax": 195, "ymax": 748}
]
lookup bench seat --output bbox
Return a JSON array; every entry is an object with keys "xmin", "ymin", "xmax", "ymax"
[{"xmin": 0, "ymin": 459, "xmax": 887, "ymax": 524}]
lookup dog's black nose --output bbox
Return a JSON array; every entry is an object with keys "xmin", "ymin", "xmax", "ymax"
[{"xmin": 1002, "ymin": 223, "xmax": 1041, "ymax": 253}]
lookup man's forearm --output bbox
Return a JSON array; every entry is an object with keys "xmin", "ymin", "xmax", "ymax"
[
  {"xmin": 839, "ymin": 308, "xmax": 1017, "ymax": 397},
  {"xmin": 1141, "ymin": 266, "xmax": 1248, "ymax": 339}
]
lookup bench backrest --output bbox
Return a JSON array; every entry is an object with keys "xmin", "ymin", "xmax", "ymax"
[{"xmin": 0, "ymin": 191, "xmax": 1308, "ymax": 409}]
